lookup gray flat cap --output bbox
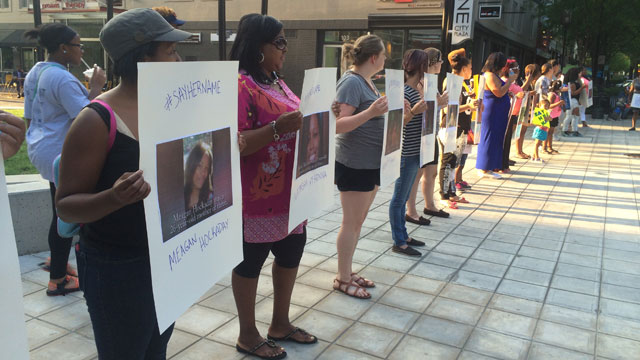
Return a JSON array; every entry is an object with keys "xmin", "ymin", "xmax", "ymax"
[{"xmin": 100, "ymin": 8, "xmax": 192, "ymax": 61}]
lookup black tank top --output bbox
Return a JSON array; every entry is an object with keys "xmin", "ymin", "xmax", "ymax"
[{"xmin": 79, "ymin": 102, "xmax": 148, "ymax": 254}]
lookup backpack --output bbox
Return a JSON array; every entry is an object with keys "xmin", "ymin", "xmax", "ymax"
[{"xmin": 52, "ymin": 99, "xmax": 117, "ymax": 237}]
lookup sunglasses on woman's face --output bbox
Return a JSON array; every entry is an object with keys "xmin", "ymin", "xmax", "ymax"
[
  {"xmin": 66, "ymin": 43, "xmax": 85, "ymax": 51},
  {"xmin": 271, "ymin": 37, "xmax": 287, "ymax": 51}
]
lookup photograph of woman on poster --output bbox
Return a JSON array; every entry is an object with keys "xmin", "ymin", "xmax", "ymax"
[
  {"xmin": 296, "ymin": 111, "xmax": 329, "ymax": 178},
  {"xmin": 184, "ymin": 141, "xmax": 214, "ymax": 211},
  {"xmin": 385, "ymin": 109, "xmax": 403, "ymax": 155}
]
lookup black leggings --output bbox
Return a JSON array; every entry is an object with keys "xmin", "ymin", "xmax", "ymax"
[
  {"xmin": 233, "ymin": 227, "xmax": 307, "ymax": 278},
  {"xmin": 502, "ymin": 115, "xmax": 518, "ymax": 170},
  {"xmin": 49, "ymin": 182, "xmax": 73, "ymax": 279}
]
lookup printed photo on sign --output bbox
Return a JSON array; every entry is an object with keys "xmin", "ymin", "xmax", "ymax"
[
  {"xmin": 422, "ymin": 101, "xmax": 435, "ymax": 136},
  {"xmin": 385, "ymin": 109, "xmax": 403, "ymax": 155},
  {"xmin": 156, "ymin": 128, "xmax": 233, "ymax": 242},
  {"xmin": 296, "ymin": 111, "xmax": 330, "ymax": 178},
  {"xmin": 446, "ymin": 104, "xmax": 459, "ymax": 128}
]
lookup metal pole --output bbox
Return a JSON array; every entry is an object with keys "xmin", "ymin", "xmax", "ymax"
[
  {"xmin": 261, "ymin": 0, "xmax": 268, "ymax": 15},
  {"xmin": 218, "ymin": 0, "xmax": 226, "ymax": 60},
  {"xmin": 32, "ymin": 0, "xmax": 44, "ymax": 61},
  {"xmin": 105, "ymin": 0, "xmax": 114, "ymax": 88},
  {"xmin": 106, "ymin": 0, "xmax": 113, "ymax": 22},
  {"xmin": 439, "ymin": 0, "xmax": 453, "ymax": 91}
]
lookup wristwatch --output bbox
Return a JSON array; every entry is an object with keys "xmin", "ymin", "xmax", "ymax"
[{"xmin": 270, "ymin": 121, "xmax": 280, "ymax": 141}]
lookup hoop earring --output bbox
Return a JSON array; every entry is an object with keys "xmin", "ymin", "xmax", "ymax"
[{"xmin": 258, "ymin": 53, "xmax": 265, "ymax": 64}]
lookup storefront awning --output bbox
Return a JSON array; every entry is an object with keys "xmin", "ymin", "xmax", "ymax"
[
  {"xmin": 0, "ymin": 30, "xmax": 36, "ymax": 47},
  {"xmin": 368, "ymin": 14, "xmax": 442, "ymax": 28}
]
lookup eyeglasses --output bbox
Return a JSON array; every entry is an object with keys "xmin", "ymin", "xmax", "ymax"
[
  {"xmin": 66, "ymin": 43, "xmax": 85, "ymax": 51},
  {"xmin": 271, "ymin": 37, "xmax": 287, "ymax": 51}
]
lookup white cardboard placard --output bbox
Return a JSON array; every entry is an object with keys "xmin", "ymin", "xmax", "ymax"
[
  {"xmin": 289, "ymin": 68, "xmax": 337, "ymax": 232},
  {"xmin": 631, "ymin": 94, "xmax": 640, "ymax": 109},
  {"xmin": 380, "ymin": 69, "xmax": 404, "ymax": 188},
  {"xmin": 421, "ymin": 74, "xmax": 439, "ymax": 167},
  {"xmin": 473, "ymin": 74, "xmax": 486, "ymax": 145},
  {"xmin": 442, "ymin": 73, "xmax": 464, "ymax": 153},
  {"xmin": 138, "ymin": 61, "xmax": 242, "ymax": 332},
  {"xmin": 0, "ymin": 149, "xmax": 29, "ymax": 360}
]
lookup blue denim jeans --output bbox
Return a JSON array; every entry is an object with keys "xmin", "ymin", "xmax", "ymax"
[
  {"xmin": 389, "ymin": 155, "xmax": 421, "ymax": 246},
  {"xmin": 77, "ymin": 241, "xmax": 174, "ymax": 360}
]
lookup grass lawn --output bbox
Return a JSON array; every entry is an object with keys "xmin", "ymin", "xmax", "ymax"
[{"xmin": 3, "ymin": 108, "xmax": 38, "ymax": 176}]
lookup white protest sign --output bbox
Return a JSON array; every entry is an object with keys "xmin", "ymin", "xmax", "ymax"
[
  {"xmin": 138, "ymin": 62, "xmax": 242, "ymax": 332},
  {"xmin": 421, "ymin": 73, "xmax": 438, "ymax": 166},
  {"xmin": 0, "ymin": 149, "xmax": 29, "ymax": 360},
  {"xmin": 452, "ymin": 0, "xmax": 475, "ymax": 45},
  {"xmin": 289, "ymin": 68, "xmax": 336, "ymax": 233},
  {"xmin": 380, "ymin": 69, "xmax": 404, "ymax": 188},
  {"xmin": 632, "ymin": 94, "xmax": 640, "ymax": 109},
  {"xmin": 473, "ymin": 74, "xmax": 486, "ymax": 144},
  {"xmin": 442, "ymin": 73, "xmax": 464, "ymax": 153}
]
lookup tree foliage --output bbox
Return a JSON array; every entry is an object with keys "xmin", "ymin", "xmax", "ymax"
[{"xmin": 536, "ymin": 0, "xmax": 640, "ymax": 69}]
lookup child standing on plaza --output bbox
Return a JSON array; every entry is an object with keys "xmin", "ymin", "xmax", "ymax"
[
  {"xmin": 544, "ymin": 80, "xmax": 565, "ymax": 154},
  {"xmin": 531, "ymin": 99, "xmax": 552, "ymax": 163}
]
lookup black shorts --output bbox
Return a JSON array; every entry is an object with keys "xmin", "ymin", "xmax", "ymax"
[
  {"xmin": 422, "ymin": 140, "xmax": 439, "ymax": 167},
  {"xmin": 550, "ymin": 117, "xmax": 559, "ymax": 127},
  {"xmin": 335, "ymin": 161, "xmax": 380, "ymax": 192},
  {"xmin": 233, "ymin": 227, "xmax": 307, "ymax": 278}
]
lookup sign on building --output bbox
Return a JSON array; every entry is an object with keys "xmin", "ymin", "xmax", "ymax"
[
  {"xmin": 452, "ymin": 0, "xmax": 474, "ymax": 45},
  {"xmin": 479, "ymin": 5, "xmax": 502, "ymax": 19}
]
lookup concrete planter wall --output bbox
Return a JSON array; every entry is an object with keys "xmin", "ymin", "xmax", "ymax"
[{"xmin": 7, "ymin": 175, "xmax": 56, "ymax": 255}]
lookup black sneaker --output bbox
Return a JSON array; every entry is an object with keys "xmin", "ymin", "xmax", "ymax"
[
  {"xmin": 573, "ymin": 132, "xmax": 583, "ymax": 137},
  {"xmin": 392, "ymin": 245, "xmax": 422, "ymax": 256},
  {"xmin": 563, "ymin": 131, "xmax": 571, "ymax": 136},
  {"xmin": 629, "ymin": 128, "xmax": 636, "ymax": 131}
]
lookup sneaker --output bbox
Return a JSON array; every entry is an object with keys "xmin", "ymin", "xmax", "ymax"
[
  {"xmin": 630, "ymin": 128, "xmax": 636, "ymax": 131},
  {"xmin": 508, "ymin": 159, "xmax": 516, "ymax": 166},
  {"xmin": 455, "ymin": 182, "xmax": 464, "ymax": 191},
  {"xmin": 392, "ymin": 245, "xmax": 422, "ymax": 256},
  {"xmin": 460, "ymin": 181, "xmax": 472, "ymax": 189},
  {"xmin": 563, "ymin": 131, "xmax": 572, "ymax": 136},
  {"xmin": 573, "ymin": 132, "xmax": 583, "ymax": 137},
  {"xmin": 478, "ymin": 170, "xmax": 502, "ymax": 179},
  {"xmin": 532, "ymin": 158, "xmax": 545, "ymax": 164}
]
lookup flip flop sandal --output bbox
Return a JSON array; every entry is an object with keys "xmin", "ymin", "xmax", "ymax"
[
  {"xmin": 551, "ymin": 150, "xmax": 560, "ymax": 154},
  {"xmin": 423, "ymin": 208, "xmax": 450, "ymax": 218},
  {"xmin": 441, "ymin": 200, "xmax": 458, "ymax": 209},
  {"xmin": 268, "ymin": 327, "xmax": 318, "ymax": 345},
  {"xmin": 351, "ymin": 273, "xmax": 375, "ymax": 288},
  {"xmin": 517, "ymin": 153, "xmax": 531, "ymax": 159},
  {"xmin": 453, "ymin": 197, "xmax": 469, "ymax": 204},
  {"xmin": 405, "ymin": 215, "xmax": 431, "ymax": 226},
  {"xmin": 333, "ymin": 278, "xmax": 371, "ymax": 299},
  {"xmin": 46, "ymin": 275, "xmax": 80, "ymax": 297},
  {"xmin": 39, "ymin": 258, "xmax": 78, "ymax": 277},
  {"xmin": 236, "ymin": 339, "xmax": 286, "ymax": 360}
]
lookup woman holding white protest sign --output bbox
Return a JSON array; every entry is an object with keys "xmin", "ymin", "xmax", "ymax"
[
  {"xmin": 230, "ymin": 13, "xmax": 317, "ymax": 360},
  {"xmin": 406, "ymin": 47, "xmax": 450, "ymax": 220},
  {"xmin": 55, "ymin": 8, "xmax": 191, "ymax": 359},
  {"xmin": 387, "ymin": 48, "xmax": 431, "ymax": 257},
  {"xmin": 333, "ymin": 34, "xmax": 388, "ymax": 299}
]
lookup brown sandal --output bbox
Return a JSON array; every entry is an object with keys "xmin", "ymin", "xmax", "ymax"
[
  {"xmin": 333, "ymin": 278, "xmax": 371, "ymax": 299},
  {"xmin": 351, "ymin": 273, "xmax": 375, "ymax": 288}
]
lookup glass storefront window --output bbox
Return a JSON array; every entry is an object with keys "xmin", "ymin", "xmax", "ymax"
[
  {"xmin": 373, "ymin": 29, "xmax": 404, "ymax": 70},
  {"xmin": 408, "ymin": 29, "xmax": 441, "ymax": 50},
  {"xmin": 22, "ymin": 48, "xmax": 36, "ymax": 71},
  {"xmin": 1, "ymin": 47, "xmax": 14, "ymax": 71}
]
